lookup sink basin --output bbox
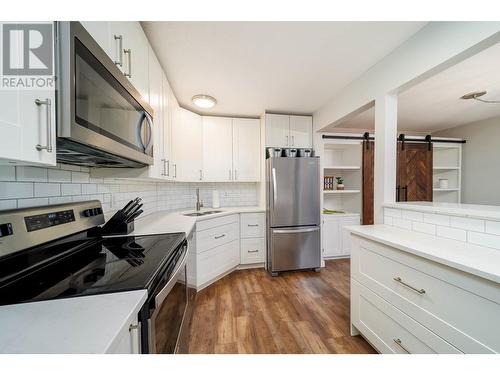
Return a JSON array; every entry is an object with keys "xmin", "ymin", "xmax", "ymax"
[{"xmin": 183, "ymin": 210, "xmax": 224, "ymax": 217}]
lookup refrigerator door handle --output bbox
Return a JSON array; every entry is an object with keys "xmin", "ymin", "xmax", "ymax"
[
  {"xmin": 273, "ymin": 227, "xmax": 319, "ymax": 234},
  {"xmin": 272, "ymin": 167, "xmax": 277, "ymax": 208}
]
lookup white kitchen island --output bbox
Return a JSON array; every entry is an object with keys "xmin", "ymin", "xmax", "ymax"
[{"xmin": 347, "ymin": 202, "xmax": 500, "ymax": 354}]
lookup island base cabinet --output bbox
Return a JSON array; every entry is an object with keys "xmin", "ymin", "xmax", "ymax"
[{"xmin": 351, "ymin": 279, "xmax": 461, "ymax": 354}]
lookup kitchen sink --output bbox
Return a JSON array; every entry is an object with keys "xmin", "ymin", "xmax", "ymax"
[{"xmin": 183, "ymin": 210, "xmax": 224, "ymax": 217}]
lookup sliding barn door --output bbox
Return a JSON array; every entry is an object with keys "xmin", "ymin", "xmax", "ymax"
[
  {"xmin": 397, "ymin": 142, "xmax": 433, "ymax": 202},
  {"xmin": 362, "ymin": 140, "xmax": 375, "ymax": 224}
]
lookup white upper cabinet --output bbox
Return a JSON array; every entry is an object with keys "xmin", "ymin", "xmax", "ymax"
[
  {"xmin": 161, "ymin": 73, "xmax": 173, "ymax": 179},
  {"xmin": 173, "ymin": 108, "xmax": 203, "ymax": 181},
  {"xmin": 0, "ymin": 22, "xmax": 56, "ymax": 166},
  {"xmin": 108, "ymin": 22, "xmax": 149, "ymax": 101},
  {"xmin": 147, "ymin": 46, "xmax": 164, "ymax": 179},
  {"xmin": 233, "ymin": 118, "xmax": 260, "ymax": 181},
  {"xmin": 202, "ymin": 117, "xmax": 233, "ymax": 182},
  {"xmin": 289, "ymin": 115, "xmax": 313, "ymax": 148},
  {"xmin": 265, "ymin": 114, "xmax": 289, "ymax": 147},
  {"xmin": 80, "ymin": 22, "xmax": 112, "ymax": 58},
  {"xmin": 265, "ymin": 113, "xmax": 313, "ymax": 148}
]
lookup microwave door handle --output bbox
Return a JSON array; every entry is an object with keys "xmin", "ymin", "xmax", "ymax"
[{"xmin": 136, "ymin": 113, "xmax": 153, "ymax": 151}]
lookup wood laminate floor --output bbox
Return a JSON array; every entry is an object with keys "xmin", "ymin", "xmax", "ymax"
[{"xmin": 177, "ymin": 259, "xmax": 376, "ymax": 354}]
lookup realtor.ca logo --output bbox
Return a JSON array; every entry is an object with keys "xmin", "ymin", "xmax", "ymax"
[{"xmin": 1, "ymin": 22, "xmax": 55, "ymax": 90}]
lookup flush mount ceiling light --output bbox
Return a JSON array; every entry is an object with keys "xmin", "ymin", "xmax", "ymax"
[
  {"xmin": 460, "ymin": 90, "xmax": 500, "ymax": 104},
  {"xmin": 192, "ymin": 94, "xmax": 217, "ymax": 109}
]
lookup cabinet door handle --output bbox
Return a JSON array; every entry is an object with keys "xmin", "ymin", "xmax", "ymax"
[
  {"xmin": 199, "ymin": 169, "xmax": 203, "ymax": 181},
  {"xmin": 214, "ymin": 234, "xmax": 226, "ymax": 239},
  {"xmin": 173, "ymin": 164, "xmax": 177, "ymax": 178},
  {"xmin": 114, "ymin": 35, "xmax": 123, "ymax": 67},
  {"xmin": 247, "ymin": 249, "xmax": 259, "ymax": 253},
  {"xmin": 166, "ymin": 160, "xmax": 170, "ymax": 176},
  {"xmin": 228, "ymin": 169, "xmax": 232, "ymax": 180},
  {"xmin": 161, "ymin": 158, "xmax": 166, "ymax": 176},
  {"xmin": 393, "ymin": 277, "xmax": 425, "ymax": 295},
  {"xmin": 234, "ymin": 169, "xmax": 237, "ymax": 181},
  {"xmin": 291, "ymin": 135, "xmax": 294, "ymax": 146},
  {"xmin": 35, "ymin": 98, "xmax": 52, "ymax": 152},
  {"xmin": 129, "ymin": 323, "xmax": 139, "ymax": 332},
  {"xmin": 247, "ymin": 224, "xmax": 259, "ymax": 227},
  {"xmin": 285, "ymin": 135, "xmax": 289, "ymax": 146},
  {"xmin": 393, "ymin": 338, "xmax": 411, "ymax": 354},
  {"xmin": 124, "ymin": 48, "xmax": 132, "ymax": 78}
]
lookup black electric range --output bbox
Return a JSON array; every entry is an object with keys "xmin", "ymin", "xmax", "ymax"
[
  {"xmin": 0, "ymin": 231, "xmax": 185, "ymax": 306},
  {"xmin": 0, "ymin": 200, "xmax": 189, "ymax": 353}
]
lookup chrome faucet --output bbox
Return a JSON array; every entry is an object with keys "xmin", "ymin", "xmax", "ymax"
[{"xmin": 196, "ymin": 188, "xmax": 204, "ymax": 211}]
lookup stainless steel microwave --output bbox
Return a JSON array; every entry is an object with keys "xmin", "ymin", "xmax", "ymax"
[{"xmin": 56, "ymin": 22, "xmax": 154, "ymax": 168}]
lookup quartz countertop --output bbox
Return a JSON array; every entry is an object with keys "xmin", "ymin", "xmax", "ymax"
[
  {"xmin": 383, "ymin": 201, "xmax": 500, "ymax": 221},
  {"xmin": 0, "ymin": 290, "xmax": 147, "ymax": 353},
  {"xmin": 120, "ymin": 206, "xmax": 265, "ymax": 237},
  {"xmin": 346, "ymin": 224, "xmax": 500, "ymax": 284}
]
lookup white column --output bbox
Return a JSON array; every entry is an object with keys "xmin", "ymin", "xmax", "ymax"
[{"xmin": 374, "ymin": 93, "xmax": 398, "ymax": 223}]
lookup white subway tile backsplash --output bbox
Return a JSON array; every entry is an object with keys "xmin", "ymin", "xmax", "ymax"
[
  {"xmin": 16, "ymin": 167, "xmax": 47, "ymax": 182},
  {"xmin": 48, "ymin": 169, "xmax": 71, "ymax": 183},
  {"xmin": 392, "ymin": 217, "xmax": 412, "ymax": 230},
  {"xmin": 34, "ymin": 183, "xmax": 61, "ymax": 197},
  {"xmin": 1, "ymin": 166, "xmax": 258, "ymax": 215},
  {"xmin": 485, "ymin": 220, "xmax": 500, "ymax": 236},
  {"xmin": 450, "ymin": 216, "xmax": 485, "ymax": 232},
  {"xmin": 436, "ymin": 225, "xmax": 467, "ymax": 241},
  {"xmin": 71, "ymin": 171, "xmax": 89, "ymax": 183},
  {"xmin": 0, "ymin": 166, "xmax": 16, "ymax": 181},
  {"xmin": 412, "ymin": 221, "xmax": 436, "ymax": 235},
  {"xmin": 468, "ymin": 231, "xmax": 500, "ymax": 250},
  {"xmin": 61, "ymin": 183, "xmax": 82, "ymax": 196},
  {"xmin": 0, "ymin": 199, "xmax": 17, "ymax": 210},
  {"xmin": 385, "ymin": 208, "xmax": 402, "ymax": 218},
  {"xmin": 402, "ymin": 210, "xmax": 424, "ymax": 222},
  {"xmin": 423, "ymin": 213, "xmax": 450, "ymax": 226},
  {"xmin": 18, "ymin": 198, "xmax": 49, "ymax": 208},
  {"xmin": 0, "ymin": 182, "xmax": 33, "ymax": 199}
]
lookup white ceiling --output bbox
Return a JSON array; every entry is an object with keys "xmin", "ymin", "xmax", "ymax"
[
  {"xmin": 141, "ymin": 22, "xmax": 426, "ymax": 117},
  {"xmin": 324, "ymin": 41, "xmax": 500, "ymax": 133}
]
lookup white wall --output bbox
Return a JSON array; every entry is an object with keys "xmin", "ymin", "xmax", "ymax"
[
  {"xmin": 0, "ymin": 163, "xmax": 258, "ymax": 218},
  {"xmin": 435, "ymin": 116, "xmax": 500, "ymax": 205},
  {"xmin": 314, "ymin": 22, "xmax": 500, "ymax": 132}
]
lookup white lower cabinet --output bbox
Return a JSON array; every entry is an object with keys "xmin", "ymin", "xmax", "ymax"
[
  {"xmin": 106, "ymin": 309, "xmax": 141, "ymax": 354},
  {"xmin": 189, "ymin": 212, "xmax": 266, "ymax": 289},
  {"xmin": 240, "ymin": 213, "xmax": 266, "ymax": 264},
  {"xmin": 322, "ymin": 214, "xmax": 360, "ymax": 258},
  {"xmin": 350, "ymin": 234, "xmax": 500, "ymax": 353}
]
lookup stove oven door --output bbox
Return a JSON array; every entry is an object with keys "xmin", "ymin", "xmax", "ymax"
[{"xmin": 147, "ymin": 250, "xmax": 188, "ymax": 354}]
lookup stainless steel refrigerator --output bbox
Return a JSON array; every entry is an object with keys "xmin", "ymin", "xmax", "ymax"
[{"xmin": 266, "ymin": 157, "xmax": 321, "ymax": 276}]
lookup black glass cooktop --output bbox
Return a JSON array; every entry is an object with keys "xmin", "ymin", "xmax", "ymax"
[{"xmin": 0, "ymin": 232, "xmax": 186, "ymax": 306}]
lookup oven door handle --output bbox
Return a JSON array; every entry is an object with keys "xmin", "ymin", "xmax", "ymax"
[{"xmin": 153, "ymin": 244, "xmax": 188, "ymax": 308}]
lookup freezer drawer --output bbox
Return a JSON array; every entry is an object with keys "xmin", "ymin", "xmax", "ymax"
[{"xmin": 269, "ymin": 226, "xmax": 320, "ymax": 272}]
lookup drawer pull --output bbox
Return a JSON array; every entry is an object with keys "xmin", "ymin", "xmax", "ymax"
[
  {"xmin": 129, "ymin": 323, "xmax": 139, "ymax": 332},
  {"xmin": 247, "ymin": 224, "xmax": 259, "ymax": 227},
  {"xmin": 393, "ymin": 338, "xmax": 411, "ymax": 354},
  {"xmin": 248, "ymin": 249, "xmax": 259, "ymax": 253},
  {"xmin": 214, "ymin": 234, "xmax": 226, "ymax": 239},
  {"xmin": 393, "ymin": 277, "xmax": 426, "ymax": 295}
]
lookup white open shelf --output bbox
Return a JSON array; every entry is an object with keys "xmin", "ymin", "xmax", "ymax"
[
  {"xmin": 433, "ymin": 142, "xmax": 462, "ymax": 203},
  {"xmin": 324, "ymin": 166, "xmax": 361, "ymax": 170},
  {"xmin": 323, "ymin": 189, "xmax": 361, "ymax": 194}
]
